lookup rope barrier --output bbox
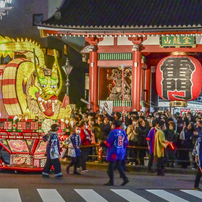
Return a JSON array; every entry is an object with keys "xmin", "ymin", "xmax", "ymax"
[{"xmin": 66, "ymin": 144, "xmax": 194, "ymax": 163}]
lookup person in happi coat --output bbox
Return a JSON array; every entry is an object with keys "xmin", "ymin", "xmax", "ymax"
[
  {"xmin": 79, "ymin": 121, "xmax": 92, "ymax": 172},
  {"xmin": 42, "ymin": 124, "xmax": 62, "ymax": 178},
  {"xmin": 193, "ymin": 120, "xmax": 202, "ymax": 190},
  {"xmin": 101, "ymin": 120, "xmax": 129, "ymax": 186},
  {"xmin": 146, "ymin": 119, "xmax": 159, "ymax": 173},
  {"xmin": 66, "ymin": 125, "xmax": 81, "ymax": 175},
  {"xmin": 154, "ymin": 121, "xmax": 170, "ymax": 176}
]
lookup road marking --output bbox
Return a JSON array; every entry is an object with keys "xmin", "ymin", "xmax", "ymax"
[
  {"xmin": 74, "ymin": 189, "xmax": 108, "ymax": 202},
  {"xmin": 111, "ymin": 189, "xmax": 149, "ymax": 202},
  {"xmin": 146, "ymin": 190, "xmax": 189, "ymax": 202},
  {"xmin": 0, "ymin": 189, "xmax": 22, "ymax": 202},
  {"xmin": 37, "ymin": 189, "xmax": 65, "ymax": 202},
  {"xmin": 181, "ymin": 190, "xmax": 202, "ymax": 199}
]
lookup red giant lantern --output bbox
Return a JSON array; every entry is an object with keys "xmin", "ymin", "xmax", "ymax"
[{"xmin": 156, "ymin": 55, "xmax": 202, "ymax": 101}]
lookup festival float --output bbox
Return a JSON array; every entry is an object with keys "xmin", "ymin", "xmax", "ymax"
[{"xmin": 0, "ymin": 36, "xmax": 72, "ymax": 172}]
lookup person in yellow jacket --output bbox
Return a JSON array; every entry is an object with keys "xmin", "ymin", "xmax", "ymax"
[{"xmin": 154, "ymin": 121, "xmax": 170, "ymax": 176}]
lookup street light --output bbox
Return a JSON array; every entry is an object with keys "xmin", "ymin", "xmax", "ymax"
[{"xmin": 62, "ymin": 58, "xmax": 73, "ymax": 96}]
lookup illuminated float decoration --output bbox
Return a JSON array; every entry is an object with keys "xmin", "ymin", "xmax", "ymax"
[
  {"xmin": 156, "ymin": 53, "xmax": 202, "ymax": 107},
  {"xmin": 0, "ymin": 36, "xmax": 71, "ymax": 120},
  {"xmin": 0, "ymin": 36, "xmax": 72, "ymax": 171}
]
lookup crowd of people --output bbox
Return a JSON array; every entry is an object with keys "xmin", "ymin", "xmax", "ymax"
[
  {"xmin": 66, "ymin": 109, "xmax": 200, "ymax": 170},
  {"xmin": 42, "ymin": 108, "xmax": 202, "ymax": 186}
]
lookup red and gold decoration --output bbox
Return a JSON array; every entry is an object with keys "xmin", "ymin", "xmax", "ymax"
[
  {"xmin": 0, "ymin": 118, "xmax": 71, "ymax": 171},
  {"xmin": 0, "ymin": 36, "xmax": 73, "ymax": 172},
  {"xmin": 0, "ymin": 36, "xmax": 71, "ymax": 120}
]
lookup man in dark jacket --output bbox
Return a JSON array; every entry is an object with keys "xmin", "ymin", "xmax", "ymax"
[
  {"xmin": 99, "ymin": 117, "xmax": 111, "ymax": 141},
  {"xmin": 99, "ymin": 117, "xmax": 111, "ymax": 161},
  {"xmin": 105, "ymin": 111, "xmax": 121, "ymax": 122}
]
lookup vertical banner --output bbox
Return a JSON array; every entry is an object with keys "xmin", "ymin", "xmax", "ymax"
[{"xmin": 99, "ymin": 101, "xmax": 113, "ymax": 115}]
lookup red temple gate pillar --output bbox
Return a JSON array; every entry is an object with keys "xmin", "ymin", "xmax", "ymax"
[
  {"xmin": 131, "ymin": 44, "xmax": 142, "ymax": 111},
  {"xmin": 128, "ymin": 36, "xmax": 147, "ymax": 111},
  {"xmin": 85, "ymin": 37, "xmax": 103, "ymax": 112},
  {"xmin": 89, "ymin": 50, "xmax": 98, "ymax": 112}
]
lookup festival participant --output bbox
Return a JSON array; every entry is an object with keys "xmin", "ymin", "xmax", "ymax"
[
  {"xmin": 154, "ymin": 121, "xmax": 170, "ymax": 176},
  {"xmin": 192, "ymin": 120, "xmax": 202, "ymax": 169},
  {"xmin": 79, "ymin": 121, "xmax": 92, "ymax": 172},
  {"xmin": 193, "ymin": 123, "xmax": 202, "ymax": 190},
  {"xmin": 66, "ymin": 125, "xmax": 81, "ymax": 175},
  {"xmin": 146, "ymin": 119, "xmax": 158, "ymax": 173},
  {"xmin": 42, "ymin": 124, "xmax": 62, "ymax": 178},
  {"xmin": 102, "ymin": 120, "xmax": 129, "ymax": 186}
]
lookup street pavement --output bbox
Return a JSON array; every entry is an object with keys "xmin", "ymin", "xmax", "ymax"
[{"xmin": 0, "ymin": 164, "xmax": 201, "ymax": 202}]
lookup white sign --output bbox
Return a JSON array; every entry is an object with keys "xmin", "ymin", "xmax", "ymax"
[
  {"xmin": 99, "ymin": 101, "xmax": 113, "ymax": 115},
  {"xmin": 158, "ymin": 101, "xmax": 170, "ymax": 107}
]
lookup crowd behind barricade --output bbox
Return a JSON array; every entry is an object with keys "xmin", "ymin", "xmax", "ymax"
[{"xmin": 60, "ymin": 108, "xmax": 202, "ymax": 173}]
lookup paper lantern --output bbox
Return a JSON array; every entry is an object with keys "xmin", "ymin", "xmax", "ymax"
[{"xmin": 156, "ymin": 55, "xmax": 202, "ymax": 101}]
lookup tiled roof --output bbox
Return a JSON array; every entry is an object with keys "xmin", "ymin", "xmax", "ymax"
[{"xmin": 41, "ymin": 0, "xmax": 202, "ymax": 30}]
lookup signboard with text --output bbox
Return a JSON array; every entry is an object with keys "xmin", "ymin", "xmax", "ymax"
[{"xmin": 160, "ymin": 35, "xmax": 195, "ymax": 48}]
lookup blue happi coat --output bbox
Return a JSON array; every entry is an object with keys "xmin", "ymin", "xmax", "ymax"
[
  {"xmin": 43, "ymin": 131, "xmax": 60, "ymax": 159},
  {"xmin": 193, "ymin": 136, "xmax": 202, "ymax": 168},
  {"xmin": 146, "ymin": 127, "xmax": 157, "ymax": 154},
  {"xmin": 105, "ymin": 127, "xmax": 128, "ymax": 162},
  {"xmin": 66, "ymin": 133, "xmax": 81, "ymax": 157}
]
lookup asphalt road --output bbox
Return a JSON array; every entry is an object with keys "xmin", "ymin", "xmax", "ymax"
[{"xmin": 0, "ymin": 164, "xmax": 201, "ymax": 202}]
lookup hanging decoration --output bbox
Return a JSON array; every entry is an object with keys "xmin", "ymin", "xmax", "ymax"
[{"xmin": 156, "ymin": 54, "xmax": 202, "ymax": 102}]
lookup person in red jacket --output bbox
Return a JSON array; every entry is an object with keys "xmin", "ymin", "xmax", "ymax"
[{"xmin": 79, "ymin": 121, "xmax": 92, "ymax": 172}]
